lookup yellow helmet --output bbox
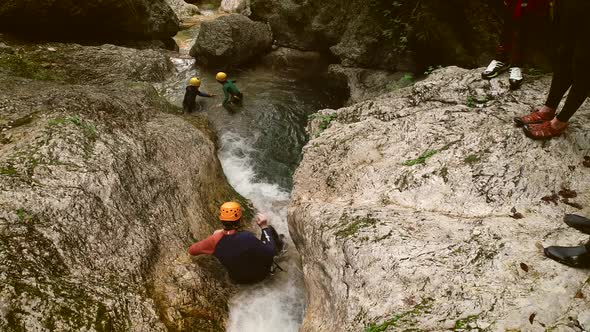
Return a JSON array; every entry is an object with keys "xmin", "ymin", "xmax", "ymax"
[
  {"xmin": 216, "ymin": 72, "xmax": 228, "ymax": 82},
  {"xmin": 189, "ymin": 77, "xmax": 201, "ymax": 87},
  {"xmin": 219, "ymin": 202, "xmax": 242, "ymax": 222}
]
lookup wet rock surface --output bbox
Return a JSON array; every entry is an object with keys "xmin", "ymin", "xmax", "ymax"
[
  {"xmin": 291, "ymin": 67, "xmax": 590, "ymax": 331},
  {"xmin": 0, "ymin": 42, "xmax": 240, "ymax": 331},
  {"xmin": 220, "ymin": 0, "xmax": 251, "ymax": 16},
  {"xmin": 0, "ymin": 0, "xmax": 179, "ymax": 40},
  {"xmin": 189, "ymin": 14, "xmax": 272, "ymax": 67}
]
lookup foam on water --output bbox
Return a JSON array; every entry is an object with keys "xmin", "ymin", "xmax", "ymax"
[{"xmin": 218, "ymin": 131, "xmax": 305, "ymax": 332}]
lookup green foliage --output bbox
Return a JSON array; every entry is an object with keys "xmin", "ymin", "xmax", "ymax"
[
  {"xmin": 453, "ymin": 315, "xmax": 479, "ymax": 330},
  {"xmin": 424, "ymin": 65, "xmax": 442, "ymax": 76},
  {"xmin": 335, "ymin": 217, "xmax": 378, "ymax": 238},
  {"xmin": 465, "ymin": 95, "xmax": 490, "ymax": 108},
  {"xmin": 15, "ymin": 209, "xmax": 34, "ymax": 222},
  {"xmin": 464, "ymin": 154, "xmax": 481, "ymax": 164},
  {"xmin": 403, "ymin": 149, "xmax": 438, "ymax": 166},
  {"xmin": 49, "ymin": 116, "xmax": 97, "ymax": 140},
  {"xmin": 0, "ymin": 165, "xmax": 17, "ymax": 176},
  {"xmin": 364, "ymin": 299, "xmax": 433, "ymax": 332},
  {"xmin": 0, "ymin": 53, "xmax": 63, "ymax": 81},
  {"xmin": 318, "ymin": 114, "xmax": 337, "ymax": 131},
  {"xmin": 399, "ymin": 73, "xmax": 415, "ymax": 86}
]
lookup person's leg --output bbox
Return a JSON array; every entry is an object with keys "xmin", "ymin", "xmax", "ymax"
[
  {"xmin": 525, "ymin": 0, "xmax": 590, "ymax": 138},
  {"xmin": 553, "ymin": 14, "xmax": 590, "ymax": 122},
  {"xmin": 482, "ymin": 1, "xmax": 514, "ymax": 79}
]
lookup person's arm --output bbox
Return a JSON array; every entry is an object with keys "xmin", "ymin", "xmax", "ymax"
[
  {"xmin": 255, "ymin": 213, "xmax": 276, "ymax": 253},
  {"xmin": 197, "ymin": 90, "xmax": 214, "ymax": 98},
  {"xmin": 188, "ymin": 232, "xmax": 223, "ymax": 256}
]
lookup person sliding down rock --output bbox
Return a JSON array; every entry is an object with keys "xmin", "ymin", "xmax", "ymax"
[
  {"xmin": 544, "ymin": 214, "xmax": 590, "ymax": 268},
  {"xmin": 514, "ymin": 0, "xmax": 590, "ymax": 139},
  {"xmin": 182, "ymin": 77, "xmax": 215, "ymax": 113},
  {"xmin": 188, "ymin": 202, "xmax": 286, "ymax": 284},
  {"xmin": 481, "ymin": 0, "xmax": 552, "ymax": 89},
  {"xmin": 215, "ymin": 72, "xmax": 243, "ymax": 109}
]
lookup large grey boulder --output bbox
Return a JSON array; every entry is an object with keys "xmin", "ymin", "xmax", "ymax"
[
  {"xmin": 292, "ymin": 67, "xmax": 590, "ymax": 331},
  {"xmin": 189, "ymin": 14, "xmax": 272, "ymax": 67},
  {"xmin": 0, "ymin": 0, "xmax": 179, "ymax": 40},
  {"xmin": 166, "ymin": 0, "xmax": 200, "ymax": 20},
  {"xmin": 220, "ymin": 0, "xmax": 251, "ymax": 16},
  {"xmin": 250, "ymin": 0, "xmax": 522, "ymax": 70},
  {"xmin": 0, "ymin": 42, "xmax": 243, "ymax": 331}
]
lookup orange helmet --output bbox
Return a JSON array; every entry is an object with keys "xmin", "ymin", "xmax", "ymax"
[{"xmin": 219, "ymin": 202, "xmax": 242, "ymax": 222}]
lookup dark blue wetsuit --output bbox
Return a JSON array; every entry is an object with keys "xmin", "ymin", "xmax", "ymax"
[
  {"xmin": 214, "ymin": 228, "xmax": 277, "ymax": 284},
  {"xmin": 189, "ymin": 227, "xmax": 279, "ymax": 284},
  {"xmin": 183, "ymin": 86, "xmax": 212, "ymax": 112}
]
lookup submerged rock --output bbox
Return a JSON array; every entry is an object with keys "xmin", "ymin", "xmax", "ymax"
[
  {"xmin": 261, "ymin": 47, "xmax": 323, "ymax": 70},
  {"xmin": 0, "ymin": 42, "xmax": 241, "ymax": 331},
  {"xmin": 0, "ymin": 0, "xmax": 179, "ymax": 40},
  {"xmin": 189, "ymin": 14, "xmax": 272, "ymax": 67},
  {"xmin": 220, "ymin": 0, "xmax": 252, "ymax": 16},
  {"xmin": 292, "ymin": 67, "xmax": 590, "ymax": 331}
]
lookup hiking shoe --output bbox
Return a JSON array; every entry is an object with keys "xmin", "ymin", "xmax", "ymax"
[
  {"xmin": 509, "ymin": 67, "xmax": 524, "ymax": 89},
  {"xmin": 482, "ymin": 60, "xmax": 510, "ymax": 79},
  {"xmin": 513, "ymin": 107, "xmax": 555, "ymax": 127},
  {"xmin": 523, "ymin": 121, "xmax": 567, "ymax": 140}
]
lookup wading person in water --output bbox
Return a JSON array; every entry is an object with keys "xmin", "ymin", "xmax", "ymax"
[
  {"xmin": 482, "ymin": 0, "xmax": 552, "ymax": 89},
  {"xmin": 182, "ymin": 77, "xmax": 215, "ymax": 113},
  {"xmin": 188, "ymin": 202, "xmax": 285, "ymax": 284},
  {"xmin": 514, "ymin": 0, "xmax": 590, "ymax": 139},
  {"xmin": 215, "ymin": 72, "xmax": 243, "ymax": 110}
]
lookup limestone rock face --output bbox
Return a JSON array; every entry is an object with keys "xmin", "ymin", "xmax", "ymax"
[
  {"xmin": 166, "ymin": 0, "xmax": 201, "ymax": 20},
  {"xmin": 291, "ymin": 67, "xmax": 590, "ymax": 331},
  {"xmin": 189, "ymin": 14, "xmax": 272, "ymax": 67},
  {"xmin": 328, "ymin": 64, "xmax": 415, "ymax": 105},
  {"xmin": 0, "ymin": 0, "xmax": 179, "ymax": 40},
  {"xmin": 220, "ymin": 0, "xmax": 251, "ymax": 16},
  {"xmin": 0, "ymin": 42, "xmax": 239, "ymax": 331},
  {"xmin": 250, "ymin": 0, "xmax": 510, "ymax": 70}
]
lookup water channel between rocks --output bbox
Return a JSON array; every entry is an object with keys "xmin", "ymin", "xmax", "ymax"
[{"xmin": 159, "ymin": 54, "xmax": 342, "ymax": 331}]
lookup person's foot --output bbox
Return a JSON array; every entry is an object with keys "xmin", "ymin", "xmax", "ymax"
[
  {"xmin": 523, "ymin": 119, "xmax": 568, "ymax": 140},
  {"xmin": 482, "ymin": 60, "xmax": 510, "ymax": 79},
  {"xmin": 544, "ymin": 244, "xmax": 590, "ymax": 268},
  {"xmin": 513, "ymin": 106, "xmax": 556, "ymax": 127},
  {"xmin": 509, "ymin": 66, "xmax": 524, "ymax": 89}
]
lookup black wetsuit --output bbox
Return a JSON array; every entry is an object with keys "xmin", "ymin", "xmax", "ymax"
[
  {"xmin": 545, "ymin": 0, "xmax": 590, "ymax": 122},
  {"xmin": 183, "ymin": 86, "xmax": 212, "ymax": 112}
]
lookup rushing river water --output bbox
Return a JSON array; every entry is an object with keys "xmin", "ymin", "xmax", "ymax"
[{"xmin": 159, "ymin": 55, "xmax": 342, "ymax": 331}]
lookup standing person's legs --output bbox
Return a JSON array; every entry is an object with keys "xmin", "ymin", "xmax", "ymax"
[
  {"xmin": 523, "ymin": 0, "xmax": 590, "ymax": 138},
  {"xmin": 554, "ymin": 41, "xmax": 590, "ymax": 123},
  {"xmin": 482, "ymin": 0, "xmax": 517, "ymax": 79}
]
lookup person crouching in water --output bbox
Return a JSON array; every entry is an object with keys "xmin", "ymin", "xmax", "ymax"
[
  {"xmin": 215, "ymin": 72, "xmax": 243, "ymax": 110},
  {"xmin": 183, "ymin": 77, "xmax": 215, "ymax": 113},
  {"xmin": 188, "ymin": 202, "xmax": 285, "ymax": 284}
]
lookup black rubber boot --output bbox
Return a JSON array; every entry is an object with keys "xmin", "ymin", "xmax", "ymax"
[
  {"xmin": 544, "ymin": 241, "xmax": 590, "ymax": 268},
  {"xmin": 564, "ymin": 214, "xmax": 590, "ymax": 235}
]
